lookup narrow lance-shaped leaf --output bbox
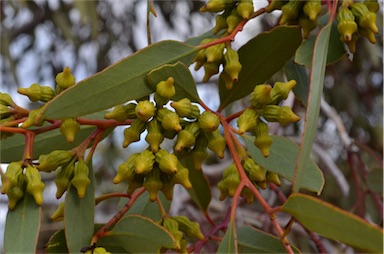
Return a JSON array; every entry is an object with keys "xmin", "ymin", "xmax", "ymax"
[
  {"xmin": 293, "ymin": 20, "xmax": 332, "ymax": 193},
  {"xmin": 282, "ymin": 193, "xmax": 383, "ymax": 253},
  {"xmin": 284, "ymin": 58, "xmax": 309, "ymax": 107},
  {"xmin": 217, "ymin": 219, "xmax": 236, "ymax": 253},
  {"xmin": 43, "ymin": 40, "xmax": 198, "ymax": 119}
]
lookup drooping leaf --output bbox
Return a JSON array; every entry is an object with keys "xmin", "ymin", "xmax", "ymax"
[
  {"xmin": 217, "ymin": 220, "xmax": 236, "ymax": 253},
  {"xmin": 146, "ymin": 62, "xmax": 200, "ymax": 102},
  {"xmin": 284, "ymin": 58, "xmax": 309, "ymax": 106},
  {"xmin": 244, "ymin": 135, "xmax": 324, "ymax": 194},
  {"xmin": 4, "ymin": 193, "xmax": 41, "ymax": 253},
  {"xmin": 282, "ymin": 193, "xmax": 383, "ymax": 253},
  {"xmin": 293, "ymin": 20, "xmax": 332, "ymax": 193},
  {"xmin": 218, "ymin": 26, "xmax": 302, "ymax": 111},
  {"xmin": 43, "ymin": 40, "xmax": 197, "ymax": 119},
  {"xmin": 45, "ymin": 229, "xmax": 68, "ymax": 253},
  {"xmin": 97, "ymin": 215, "xmax": 176, "ymax": 253},
  {"xmin": 65, "ymin": 161, "xmax": 95, "ymax": 253},
  {"xmin": 237, "ymin": 226, "xmax": 300, "ymax": 253},
  {"xmin": 0, "ymin": 111, "xmax": 113, "ymax": 163}
]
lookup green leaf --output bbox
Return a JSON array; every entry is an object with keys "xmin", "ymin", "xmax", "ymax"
[
  {"xmin": 64, "ymin": 161, "xmax": 95, "ymax": 253},
  {"xmin": 244, "ymin": 135, "xmax": 324, "ymax": 194},
  {"xmin": 294, "ymin": 21, "xmax": 345, "ymax": 67},
  {"xmin": 218, "ymin": 26, "xmax": 302, "ymax": 111},
  {"xmin": 43, "ymin": 40, "xmax": 197, "ymax": 119},
  {"xmin": 293, "ymin": 21, "xmax": 332, "ymax": 193},
  {"xmin": 282, "ymin": 193, "xmax": 384, "ymax": 253},
  {"xmin": 5, "ymin": 193, "xmax": 41, "ymax": 253},
  {"xmin": 217, "ymin": 220, "xmax": 236, "ymax": 253},
  {"xmin": 237, "ymin": 226, "xmax": 300, "ymax": 253},
  {"xmin": 45, "ymin": 229, "xmax": 68, "ymax": 253},
  {"xmin": 284, "ymin": 58, "xmax": 309, "ymax": 107},
  {"xmin": 0, "ymin": 111, "xmax": 113, "ymax": 163},
  {"xmin": 97, "ymin": 215, "xmax": 176, "ymax": 253},
  {"xmin": 146, "ymin": 62, "xmax": 200, "ymax": 102}
]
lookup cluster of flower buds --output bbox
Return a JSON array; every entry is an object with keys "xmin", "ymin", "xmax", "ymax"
[
  {"xmin": 337, "ymin": 0, "xmax": 379, "ymax": 53},
  {"xmin": 160, "ymin": 216, "xmax": 204, "ymax": 252},
  {"xmin": 201, "ymin": 0, "xmax": 254, "ymax": 24},
  {"xmin": 0, "ymin": 92, "xmax": 18, "ymax": 139},
  {"xmin": 109, "ymin": 77, "xmax": 227, "ymax": 201}
]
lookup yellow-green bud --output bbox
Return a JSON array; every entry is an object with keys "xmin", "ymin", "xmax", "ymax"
[
  {"xmin": 155, "ymin": 150, "xmax": 179, "ymax": 174},
  {"xmin": 60, "ymin": 118, "xmax": 80, "ymax": 143},
  {"xmin": 21, "ymin": 107, "xmax": 45, "ymax": 128},
  {"xmin": 123, "ymin": 118, "xmax": 147, "ymax": 148},
  {"xmin": 280, "ymin": 0, "xmax": 304, "ymax": 25},
  {"xmin": 161, "ymin": 175, "xmax": 175, "ymax": 200},
  {"xmin": 243, "ymin": 158, "xmax": 266, "ymax": 182},
  {"xmin": 303, "ymin": 0, "xmax": 322, "ymax": 21},
  {"xmin": 0, "ymin": 92, "xmax": 15, "ymax": 107},
  {"xmin": 271, "ymin": 80, "xmax": 297, "ymax": 103},
  {"xmin": 126, "ymin": 175, "xmax": 144, "ymax": 196},
  {"xmin": 7, "ymin": 174, "xmax": 26, "ymax": 210},
  {"xmin": 241, "ymin": 186, "xmax": 254, "ymax": 204},
  {"xmin": 351, "ymin": 2, "xmax": 378, "ymax": 34},
  {"xmin": 55, "ymin": 67, "xmax": 76, "ymax": 93},
  {"xmin": 266, "ymin": 171, "xmax": 281, "ymax": 186},
  {"xmin": 135, "ymin": 100, "xmax": 156, "ymax": 121},
  {"xmin": 250, "ymin": 84, "xmax": 273, "ymax": 107},
  {"xmin": 265, "ymin": 0, "xmax": 288, "ymax": 13},
  {"xmin": 237, "ymin": 108, "xmax": 258, "ymax": 134},
  {"xmin": 206, "ymin": 129, "xmax": 226, "ymax": 158},
  {"xmin": 191, "ymin": 136, "xmax": 209, "ymax": 170},
  {"xmin": 37, "ymin": 150, "xmax": 74, "ymax": 172},
  {"xmin": 174, "ymin": 122, "xmax": 200, "ymax": 152},
  {"xmin": 156, "ymin": 77, "xmax": 175, "ymax": 99},
  {"xmin": 213, "ymin": 12, "xmax": 229, "ymax": 34},
  {"xmin": 145, "ymin": 119, "xmax": 164, "ymax": 153},
  {"xmin": 17, "ymin": 83, "xmax": 55, "ymax": 102},
  {"xmin": 254, "ymin": 120, "xmax": 272, "ymax": 157},
  {"xmin": 199, "ymin": 111, "xmax": 220, "ymax": 132},
  {"xmin": 0, "ymin": 104, "xmax": 12, "ymax": 118},
  {"xmin": 359, "ymin": 27, "xmax": 376, "ymax": 44},
  {"xmin": 113, "ymin": 153, "xmax": 139, "ymax": 184},
  {"xmin": 300, "ymin": 16, "xmax": 318, "ymax": 39},
  {"xmin": 226, "ymin": 8, "xmax": 243, "ymax": 33},
  {"xmin": 104, "ymin": 103, "xmax": 137, "ymax": 122},
  {"xmin": 135, "ymin": 150, "xmax": 155, "ymax": 174},
  {"xmin": 171, "ymin": 216, "xmax": 205, "ymax": 240},
  {"xmin": 237, "ymin": 0, "xmax": 254, "ymax": 19},
  {"xmin": 220, "ymin": 71, "xmax": 234, "ymax": 90},
  {"xmin": 163, "ymin": 218, "xmax": 183, "ymax": 250},
  {"xmin": 50, "ymin": 202, "xmax": 65, "ymax": 221},
  {"xmin": 337, "ymin": 7, "xmax": 358, "ymax": 42},
  {"xmin": 157, "ymin": 108, "xmax": 182, "ymax": 132},
  {"xmin": 344, "ymin": 33, "xmax": 359, "ymax": 53},
  {"xmin": 202, "ymin": 61, "xmax": 220, "ymax": 83},
  {"xmin": 224, "ymin": 47, "xmax": 242, "ymax": 82},
  {"xmin": 218, "ymin": 179, "xmax": 229, "ymax": 200},
  {"xmin": 143, "ymin": 168, "xmax": 163, "ymax": 201},
  {"xmin": 261, "ymin": 105, "xmax": 300, "ymax": 126},
  {"xmin": 171, "ymin": 98, "xmax": 200, "ymax": 118},
  {"xmin": 54, "ymin": 160, "xmax": 75, "ymax": 199},
  {"xmin": 200, "ymin": 0, "xmax": 227, "ymax": 12},
  {"xmin": 1, "ymin": 162, "xmax": 23, "ymax": 194},
  {"xmin": 223, "ymin": 172, "xmax": 240, "ymax": 196},
  {"xmin": 85, "ymin": 247, "xmax": 111, "ymax": 254},
  {"xmin": 172, "ymin": 163, "xmax": 192, "ymax": 189},
  {"xmin": 364, "ymin": 0, "xmax": 380, "ymax": 13},
  {"xmin": 71, "ymin": 158, "xmax": 90, "ymax": 198},
  {"xmin": 205, "ymin": 43, "xmax": 225, "ymax": 63},
  {"xmin": 25, "ymin": 165, "xmax": 45, "ymax": 205}
]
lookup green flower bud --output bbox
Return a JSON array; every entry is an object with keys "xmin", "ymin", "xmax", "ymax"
[
  {"xmin": 17, "ymin": 83, "xmax": 55, "ymax": 102},
  {"xmin": 337, "ymin": 7, "xmax": 358, "ymax": 42},
  {"xmin": 250, "ymin": 84, "xmax": 273, "ymax": 107},
  {"xmin": 266, "ymin": 171, "xmax": 281, "ymax": 186},
  {"xmin": 224, "ymin": 47, "xmax": 242, "ymax": 82},
  {"xmin": 364, "ymin": 0, "xmax": 380, "ymax": 13},
  {"xmin": 213, "ymin": 12, "xmax": 229, "ymax": 34},
  {"xmin": 243, "ymin": 158, "xmax": 266, "ymax": 182},
  {"xmin": 303, "ymin": 0, "xmax": 322, "ymax": 21},
  {"xmin": 171, "ymin": 216, "xmax": 204, "ymax": 240},
  {"xmin": 172, "ymin": 163, "xmax": 192, "ymax": 189},
  {"xmin": 0, "ymin": 104, "xmax": 12, "ymax": 118},
  {"xmin": 300, "ymin": 16, "xmax": 318, "ymax": 39},
  {"xmin": 351, "ymin": 2, "xmax": 378, "ymax": 34},
  {"xmin": 21, "ymin": 107, "xmax": 45, "ymax": 128},
  {"xmin": 237, "ymin": 108, "xmax": 258, "ymax": 134},
  {"xmin": 104, "ymin": 103, "xmax": 137, "ymax": 122},
  {"xmin": 344, "ymin": 33, "xmax": 359, "ymax": 53},
  {"xmin": 126, "ymin": 175, "xmax": 144, "ymax": 196},
  {"xmin": 261, "ymin": 105, "xmax": 300, "ymax": 126},
  {"xmin": 54, "ymin": 160, "xmax": 75, "ymax": 199},
  {"xmin": 38, "ymin": 150, "xmax": 74, "ymax": 172},
  {"xmin": 123, "ymin": 118, "xmax": 147, "ymax": 148},
  {"xmin": 135, "ymin": 150, "xmax": 155, "ymax": 174},
  {"xmin": 85, "ymin": 247, "xmax": 111, "ymax": 254},
  {"xmin": 224, "ymin": 172, "xmax": 240, "ymax": 196},
  {"xmin": 1, "ymin": 162, "xmax": 23, "ymax": 194},
  {"xmin": 359, "ymin": 27, "xmax": 376, "ymax": 44},
  {"xmin": 71, "ymin": 158, "xmax": 90, "ymax": 198},
  {"xmin": 161, "ymin": 175, "xmax": 175, "ymax": 200},
  {"xmin": 135, "ymin": 100, "xmax": 156, "ymax": 121},
  {"xmin": 199, "ymin": 111, "xmax": 220, "ymax": 132},
  {"xmin": 7, "ymin": 174, "xmax": 26, "ymax": 210},
  {"xmin": 143, "ymin": 168, "xmax": 163, "ymax": 201},
  {"xmin": 254, "ymin": 120, "xmax": 272, "ymax": 157},
  {"xmin": 50, "ymin": 202, "xmax": 65, "ymax": 221},
  {"xmin": 55, "ymin": 67, "xmax": 76, "ymax": 93},
  {"xmin": 280, "ymin": 0, "xmax": 304, "ymax": 25},
  {"xmin": 155, "ymin": 149, "xmax": 179, "ymax": 174},
  {"xmin": 156, "ymin": 77, "xmax": 175, "ymax": 99},
  {"xmin": 0, "ymin": 92, "xmax": 15, "ymax": 107},
  {"xmin": 174, "ymin": 122, "xmax": 200, "ymax": 152},
  {"xmin": 271, "ymin": 80, "xmax": 297, "ymax": 103},
  {"xmin": 113, "ymin": 153, "xmax": 139, "ymax": 184},
  {"xmin": 202, "ymin": 61, "xmax": 220, "ymax": 83},
  {"xmin": 157, "ymin": 108, "xmax": 182, "ymax": 132},
  {"xmin": 265, "ymin": 0, "xmax": 288, "ymax": 13},
  {"xmin": 191, "ymin": 136, "xmax": 209, "ymax": 170},
  {"xmin": 145, "ymin": 119, "xmax": 164, "ymax": 153},
  {"xmin": 25, "ymin": 165, "xmax": 45, "ymax": 205},
  {"xmin": 60, "ymin": 118, "xmax": 80, "ymax": 143},
  {"xmin": 171, "ymin": 98, "xmax": 200, "ymax": 118},
  {"xmin": 240, "ymin": 186, "xmax": 254, "ymax": 204},
  {"xmin": 205, "ymin": 43, "xmax": 225, "ymax": 63},
  {"xmin": 200, "ymin": 0, "xmax": 227, "ymax": 12},
  {"xmin": 218, "ymin": 179, "xmax": 229, "ymax": 200},
  {"xmin": 163, "ymin": 218, "xmax": 183, "ymax": 250},
  {"xmin": 219, "ymin": 71, "xmax": 234, "ymax": 90},
  {"xmin": 226, "ymin": 8, "xmax": 243, "ymax": 33},
  {"xmin": 206, "ymin": 129, "xmax": 226, "ymax": 159},
  {"xmin": 237, "ymin": 0, "xmax": 254, "ymax": 19}
]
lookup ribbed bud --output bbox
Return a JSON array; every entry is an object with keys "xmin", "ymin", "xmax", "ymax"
[
  {"xmin": 199, "ymin": 111, "xmax": 220, "ymax": 132},
  {"xmin": 172, "ymin": 216, "xmax": 205, "ymax": 240},
  {"xmin": 266, "ymin": 171, "xmax": 281, "ymax": 186},
  {"xmin": 364, "ymin": 0, "xmax": 380, "ymax": 13},
  {"xmin": 224, "ymin": 47, "xmax": 242, "ymax": 82},
  {"xmin": 38, "ymin": 150, "xmax": 74, "ymax": 172},
  {"xmin": 161, "ymin": 175, "xmax": 175, "ymax": 200},
  {"xmin": 200, "ymin": 0, "xmax": 227, "ymax": 12},
  {"xmin": 344, "ymin": 33, "xmax": 359, "ymax": 53},
  {"xmin": 21, "ymin": 107, "xmax": 45, "ymax": 128},
  {"xmin": 254, "ymin": 121, "xmax": 272, "ymax": 157},
  {"xmin": 25, "ymin": 165, "xmax": 45, "ymax": 205},
  {"xmin": 135, "ymin": 100, "xmax": 156, "ymax": 121},
  {"xmin": 114, "ymin": 153, "xmax": 139, "ymax": 184},
  {"xmin": 163, "ymin": 218, "xmax": 183, "ymax": 250},
  {"xmin": 351, "ymin": 2, "xmax": 378, "ymax": 34},
  {"xmin": 237, "ymin": 108, "xmax": 258, "ymax": 134},
  {"xmin": 174, "ymin": 122, "xmax": 200, "ymax": 152},
  {"xmin": 7, "ymin": 174, "xmax": 25, "ymax": 210},
  {"xmin": 220, "ymin": 71, "xmax": 234, "ymax": 90},
  {"xmin": 157, "ymin": 108, "xmax": 182, "ymax": 132},
  {"xmin": 134, "ymin": 150, "xmax": 155, "ymax": 174},
  {"xmin": 337, "ymin": 7, "xmax": 358, "ymax": 42},
  {"xmin": 50, "ymin": 202, "xmax": 65, "ymax": 221},
  {"xmin": 206, "ymin": 129, "xmax": 226, "ymax": 158},
  {"xmin": 223, "ymin": 172, "xmax": 240, "ymax": 196},
  {"xmin": 172, "ymin": 163, "xmax": 192, "ymax": 189},
  {"xmin": 143, "ymin": 168, "xmax": 163, "ymax": 201},
  {"xmin": 226, "ymin": 8, "xmax": 243, "ymax": 33},
  {"xmin": 250, "ymin": 84, "xmax": 273, "ymax": 107},
  {"xmin": 17, "ymin": 83, "xmax": 55, "ymax": 102},
  {"xmin": 0, "ymin": 92, "xmax": 15, "ymax": 107},
  {"xmin": 265, "ymin": 0, "xmax": 288, "ymax": 13},
  {"xmin": 191, "ymin": 136, "xmax": 209, "ymax": 170},
  {"xmin": 145, "ymin": 119, "xmax": 164, "ymax": 153},
  {"xmin": 271, "ymin": 80, "xmax": 297, "ymax": 103},
  {"xmin": 126, "ymin": 175, "xmax": 144, "ymax": 196},
  {"xmin": 155, "ymin": 150, "xmax": 179, "ymax": 174},
  {"xmin": 205, "ymin": 43, "xmax": 225, "ymax": 63},
  {"xmin": 261, "ymin": 105, "xmax": 300, "ymax": 126},
  {"xmin": 104, "ymin": 103, "xmax": 137, "ymax": 122},
  {"xmin": 171, "ymin": 98, "xmax": 200, "ymax": 118},
  {"xmin": 71, "ymin": 158, "xmax": 90, "ymax": 198},
  {"xmin": 240, "ymin": 186, "xmax": 254, "ymax": 204},
  {"xmin": 280, "ymin": 0, "xmax": 304, "ymax": 25},
  {"xmin": 202, "ymin": 61, "xmax": 220, "ymax": 83},
  {"xmin": 1, "ymin": 162, "xmax": 23, "ymax": 194},
  {"xmin": 359, "ymin": 27, "xmax": 376, "ymax": 44},
  {"xmin": 55, "ymin": 67, "xmax": 76, "ymax": 93},
  {"xmin": 213, "ymin": 12, "xmax": 229, "ymax": 34},
  {"xmin": 123, "ymin": 119, "xmax": 147, "ymax": 148},
  {"xmin": 303, "ymin": 0, "xmax": 322, "ymax": 21},
  {"xmin": 60, "ymin": 118, "xmax": 80, "ymax": 143},
  {"xmin": 237, "ymin": 0, "xmax": 254, "ymax": 19},
  {"xmin": 300, "ymin": 16, "xmax": 318, "ymax": 39},
  {"xmin": 55, "ymin": 161, "xmax": 75, "ymax": 198},
  {"xmin": 243, "ymin": 158, "xmax": 267, "ymax": 182},
  {"xmin": 0, "ymin": 104, "xmax": 12, "ymax": 118},
  {"xmin": 218, "ymin": 180, "xmax": 229, "ymax": 200},
  {"xmin": 156, "ymin": 77, "xmax": 175, "ymax": 99}
]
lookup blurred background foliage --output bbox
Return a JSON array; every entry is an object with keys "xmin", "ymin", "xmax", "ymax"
[{"xmin": 0, "ymin": 0, "xmax": 382, "ymax": 252}]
